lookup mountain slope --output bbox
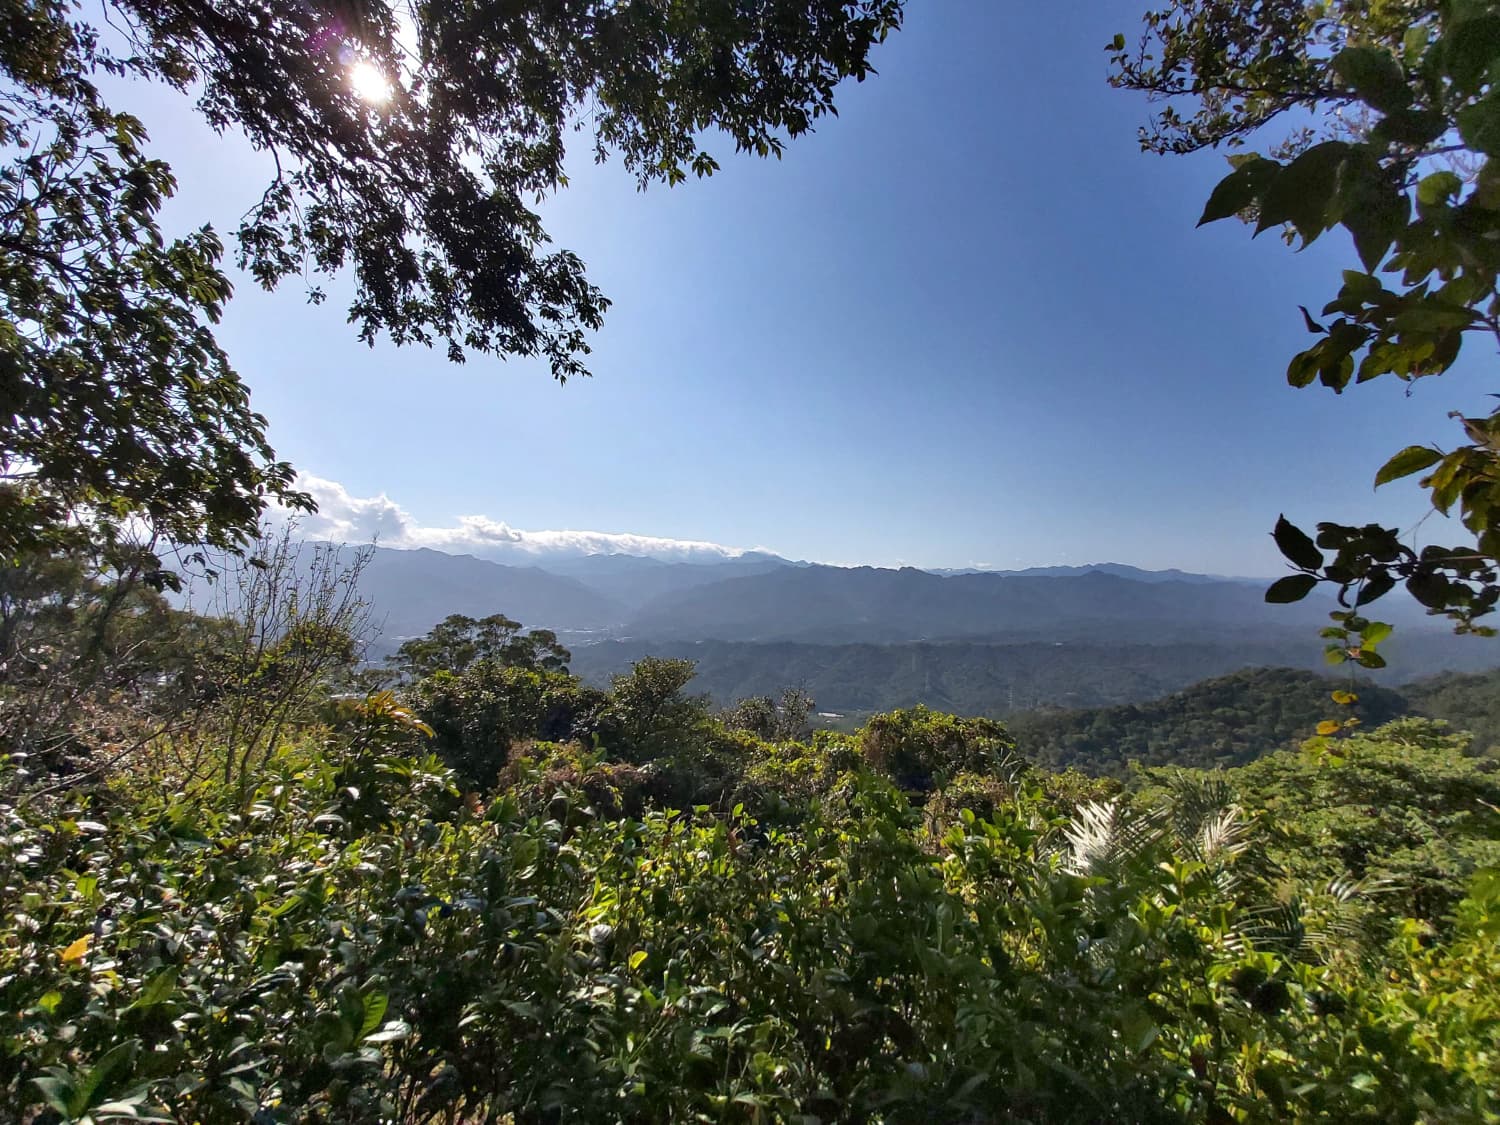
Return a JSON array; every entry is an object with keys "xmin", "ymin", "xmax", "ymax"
[
  {"xmin": 567, "ymin": 633, "xmax": 1498, "ymax": 716},
  {"xmin": 1008, "ymin": 667, "xmax": 1411, "ymax": 775},
  {"xmin": 623, "ymin": 565, "xmax": 1341, "ymax": 643},
  {"xmin": 357, "ymin": 547, "xmax": 624, "ymax": 644},
  {"xmin": 538, "ymin": 553, "xmax": 795, "ymax": 612}
]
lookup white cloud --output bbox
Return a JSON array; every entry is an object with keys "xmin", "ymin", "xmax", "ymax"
[{"xmin": 285, "ymin": 475, "xmax": 767, "ymax": 563}]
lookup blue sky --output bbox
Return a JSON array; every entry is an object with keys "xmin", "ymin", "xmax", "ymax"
[{"xmin": 128, "ymin": 3, "xmax": 1492, "ymax": 574}]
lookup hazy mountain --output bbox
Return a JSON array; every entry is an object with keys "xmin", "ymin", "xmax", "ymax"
[
  {"xmin": 929, "ymin": 563, "xmax": 1259, "ymax": 584},
  {"xmin": 357, "ymin": 547, "xmax": 625, "ymax": 644},
  {"xmin": 335, "ymin": 547, "xmax": 1471, "ymax": 687},
  {"xmin": 536, "ymin": 551, "xmax": 797, "ymax": 612},
  {"xmin": 621, "ymin": 564, "xmax": 1354, "ymax": 644}
]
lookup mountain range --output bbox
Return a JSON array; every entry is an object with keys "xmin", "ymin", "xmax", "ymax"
[
  {"xmin": 354, "ymin": 545, "xmax": 1324, "ymax": 647},
  {"xmin": 342, "ymin": 543, "xmax": 1496, "ymax": 715}
]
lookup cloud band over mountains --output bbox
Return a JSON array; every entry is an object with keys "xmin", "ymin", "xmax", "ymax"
[{"xmin": 288, "ymin": 475, "xmax": 765, "ymax": 563}]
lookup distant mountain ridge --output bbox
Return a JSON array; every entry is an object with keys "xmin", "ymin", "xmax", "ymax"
[
  {"xmin": 339, "ymin": 545, "xmax": 1465, "ymax": 669},
  {"xmin": 926, "ymin": 563, "xmax": 1260, "ymax": 584},
  {"xmin": 356, "ymin": 547, "xmax": 625, "ymax": 642},
  {"xmin": 620, "ymin": 563, "xmax": 1342, "ymax": 644}
]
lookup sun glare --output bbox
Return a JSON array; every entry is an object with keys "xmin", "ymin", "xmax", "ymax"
[{"xmin": 349, "ymin": 60, "xmax": 391, "ymax": 104}]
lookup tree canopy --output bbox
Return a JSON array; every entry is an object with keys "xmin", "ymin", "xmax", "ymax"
[
  {"xmin": 391, "ymin": 613, "xmax": 570, "ymax": 679},
  {"xmin": 1, "ymin": 0, "xmax": 903, "ymax": 559},
  {"xmin": 1111, "ymin": 0, "xmax": 1500, "ymax": 651}
]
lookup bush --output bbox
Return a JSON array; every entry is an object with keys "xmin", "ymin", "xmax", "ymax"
[
  {"xmin": 414, "ymin": 663, "xmax": 608, "ymax": 788},
  {"xmin": 4, "ymin": 717, "xmax": 1498, "ymax": 1122},
  {"xmin": 857, "ymin": 705, "xmax": 1015, "ymax": 792}
]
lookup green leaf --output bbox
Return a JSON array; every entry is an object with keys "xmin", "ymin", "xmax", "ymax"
[
  {"xmin": 1287, "ymin": 350, "xmax": 1320, "ymax": 388},
  {"xmin": 1273, "ymin": 516, "xmax": 1324, "ymax": 569},
  {"xmin": 1257, "ymin": 143, "xmax": 1349, "ymax": 240},
  {"xmin": 1360, "ymin": 620, "xmax": 1394, "ymax": 646},
  {"xmin": 32, "ymin": 1072, "xmax": 76, "ymax": 1115},
  {"xmin": 1370, "ymin": 107, "xmax": 1449, "ymax": 146},
  {"xmin": 1375, "ymin": 445, "xmax": 1443, "ymax": 486},
  {"xmin": 73, "ymin": 1039, "xmax": 140, "ymax": 1115},
  {"xmin": 1441, "ymin": 13, "xmax": 1500, "ymax": 93},
  {"xmin": 1355, "ymin": 573, "xmax": 1396, "ymax": 607},
  {"xmin": 1407, "ymin": 571, "xmax": 1452, "ymax": 609},
  {"xmin": 1119, "ymin": 1004, "xmax": 1159, "ymax": 1053},
  {"xmin": 1417, "ymin": 170, "xmax": 1462, "ymax": 209},
  {"xmin": 127, "ymin": 966, "xmax": 180, "ymax": 1012},
  {"xmin": 629, "ymin": 950, "xmax": 648, "ymax": 971},
  {"xmin": 1355, "ymin": 648, "xmax": 1387, "ymax": 669},
  {"xmin": 358, "ymin": 991, "xmax": 389, "ymax": 1042},
  {"xmin": 1333, "ymin": 47, "xmax": 1412, "ymax": 113},
  {"xmin": 1341, "ymin": 169, "xmax": 1411, "ymax": 271},
  {"xmin": 1457, "ymin": 93, "xmax": 1500, "ymax": 155},
  {"xmin": 1198, "ymin": 157, "xmax": 1278, "ymax": 225},
  {"xmin": 1266, "ymin": 573, "xmax": 1319, "ymax": 603}
]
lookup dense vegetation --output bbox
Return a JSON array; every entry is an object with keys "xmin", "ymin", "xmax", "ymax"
[
  {"xmin": 4, "ymin": 576, "xmax": 1499, "ymax": 1122},
  {"xmin": 1010, "ymin": 666, "xmax": 1500, "ymax": 776}
]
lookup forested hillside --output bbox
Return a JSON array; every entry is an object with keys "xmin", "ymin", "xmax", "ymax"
[
  {"xmin": 1404, "ymin": 670, "xmax": 1500, "ymax": 757},
  {"xmin": 568, "ymin": 634, "xmax": 1500, "ymax": 716},
  {"xmin": 1010, "ymin": 667, "xmax": 1500, "ymax": 774}
]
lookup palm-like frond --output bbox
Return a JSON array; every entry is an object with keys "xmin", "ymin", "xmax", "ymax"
[
  {"xmin": 1061, "ymin": 798, "xmax": 1165, "ymax": 878},
  {"xmin": 1235, "ymin": 876, "xmax": 1382, "ymax": 964}
]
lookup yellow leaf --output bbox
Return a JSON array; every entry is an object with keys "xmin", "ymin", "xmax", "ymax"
[
  {"xmin": 1331, "ymin": 690, "xmax": 1358, "ymax": 705},
  {"xmin": 1316, "ymin": 720, "xmax": 1342, "ymax": 736},
  {"xmin": 60, "ymin": 935, "xmax": 92, "ymax": 964}
]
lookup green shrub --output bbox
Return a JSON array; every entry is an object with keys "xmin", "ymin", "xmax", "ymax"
[
  {"xmin": 857, "ymin": 705, "xmax": 1015, "ymax": 792},
  {"xmin": 414, "ymin": 663, "xmax": 608, "ymax": 788},
  {"xmin": 3, "ymin": 717, "xmax": 1497, "ymax": 1122}
]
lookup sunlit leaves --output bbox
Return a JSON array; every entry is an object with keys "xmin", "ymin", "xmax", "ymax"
[
  {"xmin": 1374, "ymin": 445, "xmax": 1444, "ymax": 486},
  {"xmin": 1114, "ymin": 0, "xmax": 1500, "ymax": 635},
  {"xmin": 5, "ymin": 716, "xmax": 1500, "ymax": 1120}
]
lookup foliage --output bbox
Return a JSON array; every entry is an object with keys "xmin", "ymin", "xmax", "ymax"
[
  {"xmin": 4, "ymin": 718, "xmax": 1499, "ymax": 1122},
  {"xmin": 857, "ymin": 705, "xmax": 1016, "ymax": 792},
  {"xmin": 603, "ymin": 656, "xmax": 710, "ymax": 763},
  {"xmin": 413, "ymin": 663, "xmax": 607, "ymax": 790},
  {"xmin": 568, "ymin": 634, "xmax": 1500, "ymax": 719},
  {"xmin": 1111, "ymin": 0, "xmax": 1500, "ymax": 642},
  {"xmin": 721, "ymin": 686, "xmax": 816, "ymax": 742},
  {"xmin": 1403, "ymin": 665, "xmax": 1500, "ymax": 753},
  {"xmin": 1011, "ymin": 667, "xmax": 1411, "ymax": 776},
  {"xmin": 1012, "ymin": 664, "xmax": 1500, "ymax": 775},
  {"xmin": 0, "ymin": 1, "xmax": 304, "ymax": 560},
  {"xmin": 391, "ymin": 613, "xmax": 570, "ymax": 680},
  {"xmin": 0, "ymin": 543, "xmax": 229, "ymax": 771},
  {"xmin": 2, "ymin": 0, "xmax": 903, "ymax": 557},
  {"xmin": 1137, "ymin": 717, "xmax": 1500, "ymax": 927},
  {"xmin": 172, "ymin": 528, "xmax": 371, "ymax": 792}
]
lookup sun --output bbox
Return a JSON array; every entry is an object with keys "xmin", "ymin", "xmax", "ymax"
[{"xmin": 349, "ymin": 60, "xmax": 391, "ymax": 104}]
